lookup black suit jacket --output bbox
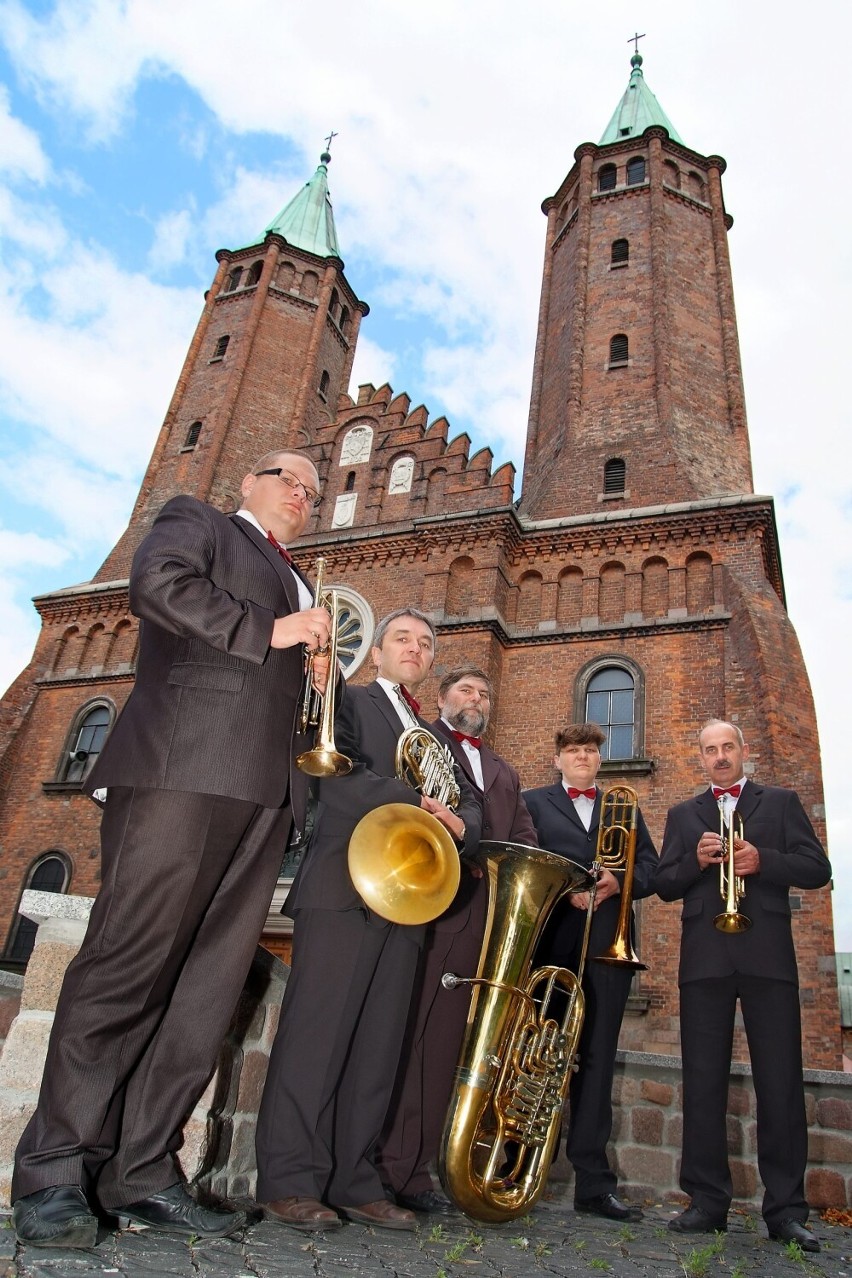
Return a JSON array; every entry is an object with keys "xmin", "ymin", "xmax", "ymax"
[
  {"xmin": 87, "ymin": 496, "xmax": 311, "ymax": 823},
  {"xmin": 653, "ymin": 781, "xmax": 831, "ymax": 985},
  {"xmin": 285, "ymin": 683, "xmax": 482, "ymax": 923},
  {"xmin": 523, "ymin": 783, "xmax": 658, "ymax": 957}
]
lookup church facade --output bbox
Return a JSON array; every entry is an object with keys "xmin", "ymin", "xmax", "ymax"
[{"xmin": 0, "ymin": 57, "xmax": 839, "ymax": 1069}]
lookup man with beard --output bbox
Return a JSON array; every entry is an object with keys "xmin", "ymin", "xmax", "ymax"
[{"xmin": 378, "ymin": 664, "xmax": 537, "ymax": 1213}]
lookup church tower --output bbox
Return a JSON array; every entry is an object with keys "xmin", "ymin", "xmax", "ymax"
[
  {"xmin": 99, "ymin": 149, "xmax": 368, "ymax": 581},
  {"xmin": 522, "ymin": 52, "xmax": 752, "ymax": 518}
]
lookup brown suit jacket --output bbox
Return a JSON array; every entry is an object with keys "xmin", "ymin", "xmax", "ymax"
[{"xmin": 87, "ymin": 496, "xmax": 311, "ymax": 825}]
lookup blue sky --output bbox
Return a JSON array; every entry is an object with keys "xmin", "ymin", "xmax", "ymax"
[{"xmin": 1, "ymin": 1, "xmax": 851, "ymax": 941}]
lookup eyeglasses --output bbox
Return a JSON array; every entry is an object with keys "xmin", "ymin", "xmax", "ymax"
[{"xmin": 255, "ymin": 468, "xmax": 322, "ymax": 508}]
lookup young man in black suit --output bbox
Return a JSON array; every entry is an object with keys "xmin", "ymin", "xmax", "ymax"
[
  {"xmin": 13, "ymin": 451, "xmax": 332, "ymax": 1249},
  {"xmin": 524, "ymin": 723, "xmax": 657, "ymax": 1222},
  {"xmin": 254, "ymin": 613, "xmax": 482, "ymax": 1233},
  {"xmin": 378, "ymin": 663, "xmax": 538, "ymax": 1213},
  {"xmin": 654, "ymin": 719, "xmax": 831, "ymax": 1254}
]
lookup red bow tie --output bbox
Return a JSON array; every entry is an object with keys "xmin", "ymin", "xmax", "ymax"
[
  {"xmin": 397, "ymin": 684, "xmax": 421, "ymax": 715},
  {"xmin": 568, "ymin": 787, "xmax": 597, "ymax": 801},
  {"xmin": 451, "ymin": 730, "xmax": 482, "ymax": 749},
  {"xmin": 267, "ymin": 530, "xmax": 293, "ymax": 565},
  {"xmin": 712, "ymin": 785, "xmax": 742, "ymax": 799}
]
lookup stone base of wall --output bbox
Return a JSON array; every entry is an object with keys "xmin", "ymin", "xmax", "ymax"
[
  {"xmin": 606, "ymin": 1050, "xmax": 852, "ymax": 1211},
  {"xmin": 2, "ymin": 893, "xmax": 851, "ymax": 1213}
]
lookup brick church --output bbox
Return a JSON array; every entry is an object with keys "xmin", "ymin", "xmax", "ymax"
[{"xmin": 0, "ymin": 54, "xmax": 839, "ymax": 1069}]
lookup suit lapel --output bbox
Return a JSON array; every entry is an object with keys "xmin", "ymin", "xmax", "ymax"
[
  {"xmin": 232, "ymin": 514, "xmax": 301, "ymax": 613},
  {"xmin": 368, "ymin": 681, "xmax": 409, "ymax": 739},
  {"xmin": 547, "ymin": 783, "xmax": 586, "ymax": 833},
  {"xmin": 735, "ymin": 780, "xmax": 761, "ymax": 824}
]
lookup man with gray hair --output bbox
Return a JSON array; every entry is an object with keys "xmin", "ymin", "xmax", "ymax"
[
  {"xmin": 654, "ymin": 719, "xmax": 830, "ymax": 1253},
  {"xmin": 255, "ymin": 612, "xmax": 481, "ymax": 1232}
]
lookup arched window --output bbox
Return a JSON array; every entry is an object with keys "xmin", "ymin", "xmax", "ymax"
[
  {"xmin": 598, "ymin": 164, "xmax": 617, "ymax": 192},
  {"xmin": 329, "ymin": 288, "xmax": 340, "ymax": 321},
  {"xmin": 344, "ymin": 471, "xmax": 356, "ymax": 493},
  {"xmin": 212, "ymin": 335, "xmax": 230, "ymax": 360},
  {"xmin": 687, "ymin": 171, "xmax": 706, "ymax": 201},
  {"xmin": 641, "ymin": 556, "xmax": 670, "ymax": 619},
  {"xmin": 318, "ymin": 369, "xmax": 330, "ymax": 400},
  {"xmin": 604, "ymin": 458, "xmax": 626, "ymax": 494},
  {"xmin": 339, "ymin": 305, "xmax": 350, "ymax": 336},
  {"xmin": 611, "ymin": 238, "xmax": 629, "ymax": 265},
  {"xmin": 586, "ymin": 667, "xmax": 636, "ymax": 760},
  {"xmin": 557, "ymin": 567, "xmax": 583, "ymax": 626},
  {"xmin": 598, "ymin": 562, "xmax": 626, "ymax": 624},
  {"xmin": 626, "ymin": 156, "xmax": 646, "ymax": 186},
  {"xmin": 245, "ymin": 260, "xmax": 263, "ymax": 287},
  {"xmin": 686, "ymin": 551, "xmax": 714, "ymax": 613},
  {"xmin": 60, "ymin": 702, "xmax": 113, "ymax": 784},
  {"xmin": 277, "ymin": 261, "xmax": 295, "ymax": 290},
  {"xmin": 184, "ymin": 421, "xmax": 202, "ymax": 449},
  {"xmin": 301, "ymin": 270, "xmax": 319, "ymax": 300},
  {"xmin": 4, "ymin": 853, "xmax": 71, "ymax": 966},
  {"xmin": 609, "ymin": 334, "xmax": 629, "ymax": 366},
  {"xmin": 224, "ymin": 266, "xmax": 242, "ymax": 293}
]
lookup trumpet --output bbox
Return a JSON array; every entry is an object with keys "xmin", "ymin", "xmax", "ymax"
[
  {"xmin": 295, "ymin": 559, "xmax": 352, "ymax": 778},
  {"xmin": 714, "ymin": 800, "xmax": 751, "ymax": 933}
]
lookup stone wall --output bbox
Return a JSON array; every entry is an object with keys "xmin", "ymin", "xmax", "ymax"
[{"xmin": 1, "ymin": 892, "xmax": 850, "ymax": 1212}]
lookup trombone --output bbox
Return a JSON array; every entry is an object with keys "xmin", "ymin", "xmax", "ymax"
[
  {"xmin": 714, "ymin": 800, "xmax": 751, "ymax": 933},
  {"xmin": 589, "ymin": 784, "xmax": 647, "ymax": 971},
  {"xmin": 296, "ymin": 558, "xmax": 352, "ymax": 778}
]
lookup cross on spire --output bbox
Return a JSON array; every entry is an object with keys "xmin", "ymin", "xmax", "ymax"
[
  {"xmin": 628, "ymin": 31, "xmax": 646, "ymax": 56},
  {"xmin": 324, "ymin": 130, "xmax": 338, "ymax": 153}
]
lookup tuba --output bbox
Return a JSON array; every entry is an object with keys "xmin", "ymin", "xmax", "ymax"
[
  {"xmin": 296, "ymin": 558, "xmax": 353, "ymax": 779},
  {"xmin": 347, "ymin": 691, "xmax": 462, "ymax": 925},
  {"xmin": 591, "ymin": 784, "xmax": 647, "ymax": 971},
  {"xmin": 714, "ymin": 801, "xmax": 751, "ymax": 933},
  {"xmin": 438, "ymin": 841, "xmax": 594, "ymax": 1222}
]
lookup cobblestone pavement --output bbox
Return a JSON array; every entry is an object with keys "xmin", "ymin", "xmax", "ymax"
[{"xmin": 3, "ymin": 1188, "xmax": 852, "ymax": 1278}]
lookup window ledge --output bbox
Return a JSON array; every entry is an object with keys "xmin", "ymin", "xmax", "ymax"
[
  {"xmin": 599, "ymin": 757, "xmax": 655, "ymax": 777},
  {"xmin": 609, "ymin": 260, "xmax": 629, "ymax": 270},
  {"xmin": 607, "ymin": 359, "xmax": 630, "ymax": 370},
  {"xmin": 42, "ymin": 781, "xmax": 87, "ymax": 795}
]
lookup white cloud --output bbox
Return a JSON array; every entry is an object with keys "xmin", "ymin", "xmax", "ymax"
[
  {"xmin": 0, "ymin": 82, "xmax": 50, "ymax": 182},
  {"xmin": 148, "ymin": 204, "xmax": 196, "ymax": 274}
]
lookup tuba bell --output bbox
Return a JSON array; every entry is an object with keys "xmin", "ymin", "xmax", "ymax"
[{"xmin": 438, "ymin": 841, "xmax": 594, "ymax": 1222}]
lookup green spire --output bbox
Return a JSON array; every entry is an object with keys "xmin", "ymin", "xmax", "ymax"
[
  {"xmin": 599, "ymin": 53, "xmax": 683, "ymax": 146},
  {"xmin": 261, "ymin": 149, "xmax": 341, "ymax": 258}
]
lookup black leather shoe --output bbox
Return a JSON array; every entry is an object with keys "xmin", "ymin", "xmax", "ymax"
[
  {"xmin": 118, "ymin": 1182, "xmax": 245, "ymax": 1238},
  {"xmin": 575, "ymin": 1192, "xmax": 643, "ymax": 1221},
  {"xmin": 768, "ymin": 1218, "xmax": 820, "ymax": 1252},
  {"xmin": 13, "ymin": 1185, "xmax": 98, "ymax": 1249},
  {"xmin": 396, "ymin": 1189, "xmax": 457, "ymax": 1214},
  {"xmin": 668, "ymin": 1204, "xmax": 727, "ymax": 1233}
]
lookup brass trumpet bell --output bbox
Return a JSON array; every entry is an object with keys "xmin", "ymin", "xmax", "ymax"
[
  {"xmin": 296, "ymin": 743, "xmax": 353, "ymax": 777},
  {"xmin": 348, "ymin": 802, "xmax": 461, "ymax": 925}
]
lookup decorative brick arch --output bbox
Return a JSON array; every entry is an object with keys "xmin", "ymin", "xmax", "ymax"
[
  {"xmin": 557, "ymin": 566, "xmax": 583, "ymax": 626},
  {"xmin": 641, "ymin": 556, "xmax": 669, "ymax": 619},
  {"xmin": 599, "ymin": 561, "xmax": 626, "ymax": 624},
  {"xmin": 686, "ymin": 551, "xmax": 714, "ymax": 613},
  {"xmin": 446, "ymin": 556, "xmax": 475, "ymax": 617},
  {"xmin": 517, "ymin": 571, "xmax": 543, "ymax": 628}
]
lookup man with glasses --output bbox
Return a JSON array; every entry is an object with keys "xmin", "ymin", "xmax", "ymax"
[{"xmin": 13, "ymin": 450, "xmax": 330, "ymax": 1250}]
